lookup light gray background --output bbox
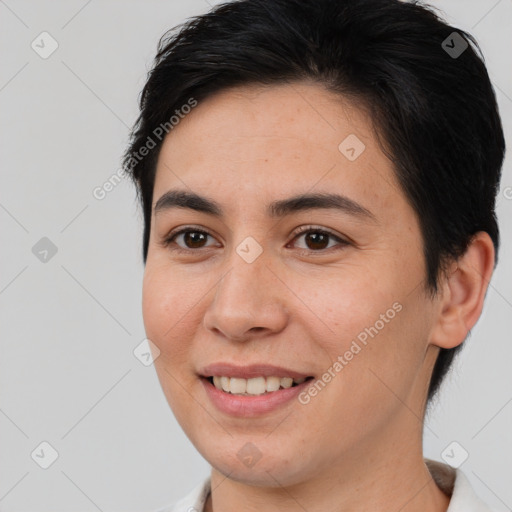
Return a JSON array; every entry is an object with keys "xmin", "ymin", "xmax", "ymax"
[{"xmin": 0, "ymin": 1, "xmax": 511, "ymax": 511}]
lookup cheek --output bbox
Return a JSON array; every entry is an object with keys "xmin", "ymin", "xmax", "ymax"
[
  {"xmin": 302, "ymin": 264, "xmax": 425, "ymax": 390},
  {"xmin": 142, "ymin": 265, "xmax": 200, "ymax": 411},
  {"xmin": 142, "ymin": 266, "xmax": 169, "ymax": 341},
  {"xmin": 141, "ymin": 264, "xmax": 197, "ymax": 355},
  {"xmin": 328, "ymin": 287, "xmax": 432, "ymax": 418},
  {"xmin": 296, "ymin": 268, "xmax": 394, "ymax": 352}
]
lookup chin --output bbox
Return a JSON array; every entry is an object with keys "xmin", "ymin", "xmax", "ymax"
[{"xmin": 193, "ymin": 435, "xmax": 316, "ymax": 488}]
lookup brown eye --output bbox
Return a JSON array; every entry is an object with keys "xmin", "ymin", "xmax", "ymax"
[
  {"xmin": 163, "ymin": 228, "xmax": 218, "ymax": 252},
  {"xmin": 303, "ymin": 232, "xmax": 330, "ymax": 250},
  {"xmin": 290, "ymin": 227, "xmax": 349, "ymax": 253},
  {"xmin": 180, "ymin": 231, "xmax": 209, "ymax": 249}
]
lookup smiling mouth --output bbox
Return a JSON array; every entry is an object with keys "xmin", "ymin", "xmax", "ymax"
[{"xmin": 206, "ymin": 375, "xmax": 315, "ymax": 396}]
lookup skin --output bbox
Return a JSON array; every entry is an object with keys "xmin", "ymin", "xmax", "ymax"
[{"xmin": 142, "ymin": 82, "xmax": 495, "ymax": 512}]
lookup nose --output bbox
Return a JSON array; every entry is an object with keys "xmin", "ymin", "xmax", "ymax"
[{"xmin": 202, "ymin": 253, "xmax": 289, "ymax": 343}]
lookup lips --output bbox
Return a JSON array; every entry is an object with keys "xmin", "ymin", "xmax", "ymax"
[
  {"xmin": 210, "ymin": 375, "xmax": 309, "ymax": 395},
  {"xmin": 199, "ymin": 362, "xmax": 312, "ymax": 380},
  {"xmin": 198, "ymin": 363, "xmax": 315, "ymax": 414}
]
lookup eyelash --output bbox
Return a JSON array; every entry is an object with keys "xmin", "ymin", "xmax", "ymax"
[{"xmin": 161, "ymin": 225, "xmax": 350, "ymax": 255}]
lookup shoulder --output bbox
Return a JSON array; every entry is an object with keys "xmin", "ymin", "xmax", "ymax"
[
  {"xmin": 425, "ymin": 458, "xmax": 496, "ymax": 512},
  {"xmin": 448, "ymin": 469, "xmax": 496, "ymax": 512},
  {"xmin": 154, "ymin": 477, "xmax": 211, "ymax": 512},
  {"xmin": 155, "ymin": 464, "xmax": 497, "ymax": 512}
]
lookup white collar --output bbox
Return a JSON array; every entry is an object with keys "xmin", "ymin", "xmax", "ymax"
[
  {"xmin": 158, "ymin": 459, "xmax": 493, "ymax": 512},
  {"xmin": 425, "ymin": 458, "xmax": 493, "ymax": 511}
]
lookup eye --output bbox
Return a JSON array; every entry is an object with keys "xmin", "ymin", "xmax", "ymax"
[
  {"xmin": 288, "ymin": 226, "xmax": 350, "ymax": 253},
  {"xmin": 161, "ymin": 225, "xmax": 350, "ymax": 254},
  {"xmin": 162, "ymin": 227, "xmax": 219, "ymax": 253}
]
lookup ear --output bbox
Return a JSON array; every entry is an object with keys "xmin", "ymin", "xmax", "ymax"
[{"xmin": 429, "ymin": 231, "xmax": 495, "ymax": 349}]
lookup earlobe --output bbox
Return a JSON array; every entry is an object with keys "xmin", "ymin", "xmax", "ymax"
[{"xmin": 429, "ymin": 231, "xmax": 495, "ymax": 350}]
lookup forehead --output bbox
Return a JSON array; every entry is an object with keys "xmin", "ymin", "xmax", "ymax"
[
  {"xmin": 153, "ymin": 82, "xmax": 405, "ymax": 222},
  {"xmin": 159, "ymin": 82, "xmax": 374, "ymax": 161}
]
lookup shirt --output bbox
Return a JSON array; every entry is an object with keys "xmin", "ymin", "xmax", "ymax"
[{"xmin": 156, "ymin": 458, "xmax": 494, "ymax": 512}]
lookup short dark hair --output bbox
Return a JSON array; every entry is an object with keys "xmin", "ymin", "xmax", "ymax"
[{"xmin": 123, "ymin": 0, "xmax": 505, "ymax": 406}]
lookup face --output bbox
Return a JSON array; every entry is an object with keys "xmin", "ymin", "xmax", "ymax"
[{"xmin": 143, "ymin": 82, "xmax": 441, "ymax": 487}]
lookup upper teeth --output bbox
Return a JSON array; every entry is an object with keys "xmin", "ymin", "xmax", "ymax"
[{"xmin": 212, "ymin": 376, "xmax": 306, "ymax": 395}]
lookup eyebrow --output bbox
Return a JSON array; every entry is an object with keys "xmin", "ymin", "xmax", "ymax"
[{"xmin": 154, "ymin": 189, "xmax": 377, "ymax": 222}]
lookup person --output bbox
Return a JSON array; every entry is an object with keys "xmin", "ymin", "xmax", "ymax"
[{"xmin": 122, "ymin": 0, "xmax": 505, "ymax": 510}]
